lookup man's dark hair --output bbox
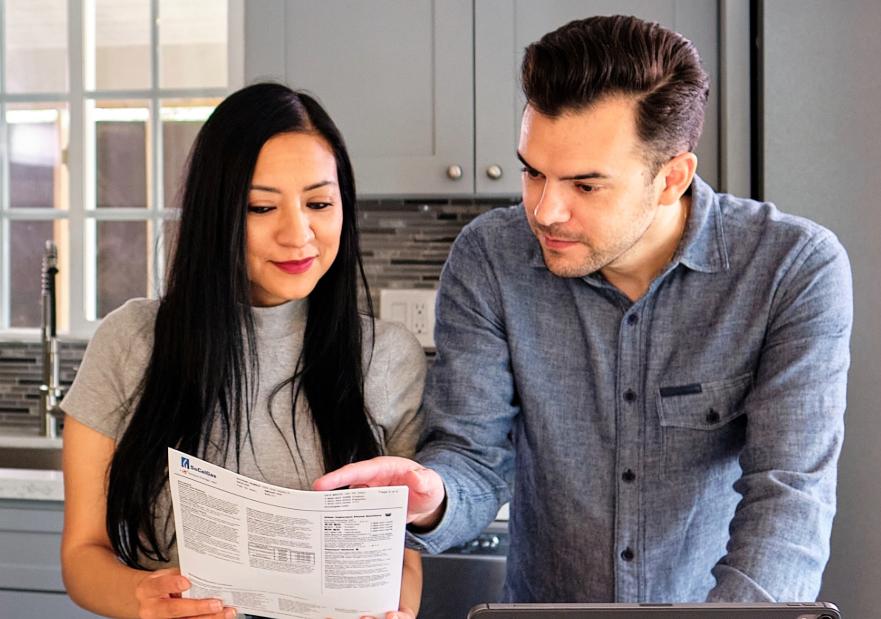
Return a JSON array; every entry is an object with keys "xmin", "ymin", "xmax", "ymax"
[{"xmin": 521, "ymin": 14, "xmax": 710, "ymax": 172}]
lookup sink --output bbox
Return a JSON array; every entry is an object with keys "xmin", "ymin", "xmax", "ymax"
[{"xmin": 0, "ymin": 436, "xmax": 63, "ymax": 470}]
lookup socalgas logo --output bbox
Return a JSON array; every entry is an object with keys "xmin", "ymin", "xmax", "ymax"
[{"xmin": 180, "ymin": 456, "xmax": 217, "ymax": 479}]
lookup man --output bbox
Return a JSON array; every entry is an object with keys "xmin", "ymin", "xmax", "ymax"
[{"xmin": 315, "ymin": 15, "xmax": 852, "ymax": 603}]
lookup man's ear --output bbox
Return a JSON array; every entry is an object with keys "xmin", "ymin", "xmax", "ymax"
[{"xmin": 657, "ymin": 151, "xmax": 698, "ymax": 206}]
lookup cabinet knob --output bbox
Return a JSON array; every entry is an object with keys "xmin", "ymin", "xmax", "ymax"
[
  {"xmin": 446, "ymin": 164, "xmax": 463, "ymax": 180},
  {"xmin": 486, "ymin": 164, "xmax": 503, "ymax": 180}
]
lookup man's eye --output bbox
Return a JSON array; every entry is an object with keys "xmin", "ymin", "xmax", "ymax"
[
  {"xmin": 521, "ymin": 166, "xmax": 542, "ymax": 180},
  {"xmin": 247, "ymin": 205, "xmax": 274, "ymax": 214},
  {"xmin": 308, "ymin": 202, "xmax": 333, "ymax": 210},
  {"xmin": 575, "ymin": 183, "xmax": 597, "ymax": 193}
]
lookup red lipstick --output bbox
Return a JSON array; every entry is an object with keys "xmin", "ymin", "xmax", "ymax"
[{"xmin": 272, "ymin": 258, "xmax": 315, "ymax": 274}]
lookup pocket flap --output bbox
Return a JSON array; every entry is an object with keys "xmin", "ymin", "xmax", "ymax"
[{"xmin": 657, "ymin": 372, "xmax": 753, "ymax": 430}]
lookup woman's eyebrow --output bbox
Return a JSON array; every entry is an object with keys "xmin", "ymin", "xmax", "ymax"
[
  {"xmin": 303, "ymin": 180, "xmax": 337, "ymax": 191},
  {"xmin": 250, "ymin": 181, "xmax": 337, "ymax": 193},
  {"xmin": 250, "ymin": 184, "xmax": 281, "ymax": 193}
]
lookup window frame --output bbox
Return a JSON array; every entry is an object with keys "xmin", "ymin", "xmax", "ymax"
[{"xmin": 0, "ymin": 0, "xmax": 244, "ymax": 338}]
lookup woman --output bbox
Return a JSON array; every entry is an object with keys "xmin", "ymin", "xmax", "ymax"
[{"xmin": 60, "ymin": 83, "xmax": 425, "ymax": 619}]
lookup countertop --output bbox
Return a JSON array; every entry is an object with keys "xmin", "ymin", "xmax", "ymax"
[
  {"xmin": 0, "ymin": 435, "xmax": 64, "ymax": 501},
  {"xmin": 0, "ymin": 434, "xmax": 511, "ymax": 517},
  {"xmin": 0, "ymin": 467, "xmax": 64, "ymax": 501}
]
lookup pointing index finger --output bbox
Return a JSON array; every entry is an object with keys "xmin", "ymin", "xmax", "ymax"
[{"xmin": 312, "ymin": 460, "xmax": 388, "ymax": 491}]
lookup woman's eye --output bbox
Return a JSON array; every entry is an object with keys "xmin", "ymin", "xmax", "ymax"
[
  {"xmin": 247, "ymin": 205, "xmax": 275, "ymax": 214},
  {"xmin": 308, "ymin": 202, "xmax": 333, "ymax": 210}
]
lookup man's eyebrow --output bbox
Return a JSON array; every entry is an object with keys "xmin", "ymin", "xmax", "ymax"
[
  {"xmin": 517, "ymin": 151, "xmax": 538, "ymax": 171},
  {"xmin": 517, "ymin": 151, "xmax": 612, "ymax": 182},
  {"xmin": 250, "ymin": 180, "xmax": 338, "ymax": 193}
]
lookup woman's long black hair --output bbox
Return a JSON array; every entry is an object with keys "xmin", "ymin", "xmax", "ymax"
[{"xmin": 105, "ymin": 83, "xmax": 379, "ymax": 567}]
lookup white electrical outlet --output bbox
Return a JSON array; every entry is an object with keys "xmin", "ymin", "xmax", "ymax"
[{"xmin": 379, "ymin": 288, "xmax": 437, "ymax": 348}]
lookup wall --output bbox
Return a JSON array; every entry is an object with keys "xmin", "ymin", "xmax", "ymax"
[{"xmin": 760, "ymin": 2, "xmax": 881, "ymax": 617}]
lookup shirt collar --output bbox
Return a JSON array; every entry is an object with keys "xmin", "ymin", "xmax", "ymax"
[
  {"xmin": 675, "ymin": 175, "xmax": 730, "ymax": 273},
  {"xmin": 526, "ymin": 174, "xmax": 730, "ymax": 275}
]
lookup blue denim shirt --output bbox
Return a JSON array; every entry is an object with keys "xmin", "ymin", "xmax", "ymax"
[{"xmin": 406, "ymin": 176, "xmax": 852, "ymax": 603}]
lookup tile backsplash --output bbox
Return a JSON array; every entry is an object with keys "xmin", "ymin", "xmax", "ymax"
[
  {"xmin": 0, "ymin": 340, "xmax": 85, "ymax": 434},
  {"xmin": 358, "ymin": 198, "xmax": 517, "ymax": 306},
  {"xmin": 0, "ymin": 197, "xmax": 519, "ymax": 435}
]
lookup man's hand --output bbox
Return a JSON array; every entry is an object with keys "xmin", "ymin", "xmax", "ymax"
[{"xmin": 313, "ymin": 456, "xmax": 446, "ymax": 529}]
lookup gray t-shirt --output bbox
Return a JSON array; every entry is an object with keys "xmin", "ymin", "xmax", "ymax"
[{"xmin": 62, "ymin": 297, "xmax": 426, "ymax": 568}]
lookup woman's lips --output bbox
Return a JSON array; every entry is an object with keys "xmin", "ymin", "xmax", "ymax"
[{"xmin": 272, "ymin": 257, "xmax": 316, "ymax": 274}]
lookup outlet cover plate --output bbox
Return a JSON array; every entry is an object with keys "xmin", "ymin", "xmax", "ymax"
[{"xmin": 379, "ymin": 288, "xmax": 437, "ymax": 348}]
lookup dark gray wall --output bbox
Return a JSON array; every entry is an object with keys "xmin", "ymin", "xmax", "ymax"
[{"xmin": 761, "ymin": 2, "xmax": 881, "ymax": 617}]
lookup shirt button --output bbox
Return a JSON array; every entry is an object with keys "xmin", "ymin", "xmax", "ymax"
[
  {"xmin": 623, "ymin": 389, "xmax": 637, "ymax": 402},
  {"xmin": 622, "ymin": 469, "xmax": 636, "ymax": 483},
  {"xmin": 706, "ymin": 408, "xmax": 721, "ymax": 424},
  {"xmin": 626, "ymin": 313, "xmax": 639, "ymax": 325},
  {"xmin": 621, "ymin": 547, "xmax": 635, "ymax": 561}
]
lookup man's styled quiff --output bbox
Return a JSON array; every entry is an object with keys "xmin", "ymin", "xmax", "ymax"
[{"xmin": 521, "ymin": 14, "xmax": 710, "ymax": 173}]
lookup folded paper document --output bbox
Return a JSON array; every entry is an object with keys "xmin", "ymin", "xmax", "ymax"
[{"xmin": 167, "ymin": 448, "xmax": 407, "ymax": 619}]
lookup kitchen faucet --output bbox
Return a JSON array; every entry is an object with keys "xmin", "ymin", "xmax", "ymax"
[{"xmin": 39, "ymin": 240, "xmax": 63, "ymax": 438}]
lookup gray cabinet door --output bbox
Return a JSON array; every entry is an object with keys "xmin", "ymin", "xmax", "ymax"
[
  {"xmin": 475, "ymin": 0, "xmax": 721, "ymax": 195},
  {"xmin": 0, "ymin": 500, "xmax": 103, "ymax": 616},
  {"xmin": 0, "ymin": 590, "xmax": 104, "ymax": 618},
  {"xmin": 247, "ymin": 0, "xmax": 474, "ymax": 197},
  {"xmin": 0, "ymin": 500, "xmax": 65, "ymax": 591}
]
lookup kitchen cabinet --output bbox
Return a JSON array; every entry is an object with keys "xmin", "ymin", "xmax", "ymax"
[
  {"xmin": 246, "ymin": 0, "xmax": 474, "ymax": 196},
  {"xmin": 0, "ymin": 499, "xmax": 101, "ymax": 617},
  {"xmin": 245, "ymin": 1, "xmax": 722, "ymax": 196},
  {"xmin": 474, "ymin": 0, "xmax": 721, "ymax": 195}
]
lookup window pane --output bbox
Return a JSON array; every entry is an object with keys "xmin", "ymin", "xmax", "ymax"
[
  {"xmin": 96, "ymin": 220, "xmax": 150, "ymax": 318},
  {"xmin": 4, "ymin": 0, "xmax": 68, "ymax": 93},
  {"xmin": 92, "ymin": 101, "xmax": 150, "ymax": 208},
  {"xmin": 7, "ymin": 105, "xmax": 69, "ymax": 209},
  {"xmin": 9, "ymin": 220, "xmax": 68, "ymax": 328},
  {"xmin": 158, "ymin": 0, "xmax": 227, "ymax": 89},
  {"xmin": 91, "ymin": 0, "xmax": 151, "ymax": 90},
  {"xmin": 160, "ymin": 100, "xmax": 218, "ymax": 208}
]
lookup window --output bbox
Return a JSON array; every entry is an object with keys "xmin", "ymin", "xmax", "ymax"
[{"xmin": 0, "ymin": 0, "xmax": 243, "ymax": 335}]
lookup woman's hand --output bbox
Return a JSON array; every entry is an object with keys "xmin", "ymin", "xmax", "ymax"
[
  {"xmin": 134, "ymin": 568, "xmax": 236, "ymax": 619},
  {"xmin": 386, "ymin": 605, "xmax": 417, "ymax": 619},
  {"xmin": 359, "ymin": 606, "xmax": 417, "ymax": 619}
]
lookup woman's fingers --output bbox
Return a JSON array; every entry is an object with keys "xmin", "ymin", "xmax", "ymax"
[
  {"xmin": 144, "ymin": 596, "xmax": 225, "ymax": 618},
  {"xmin": 135, "ymin": 570, "xmax": 189, "ymax": 601},
  {"xmin": 134, "ymin": 568, "xmax": 235, "ymax": 619}
]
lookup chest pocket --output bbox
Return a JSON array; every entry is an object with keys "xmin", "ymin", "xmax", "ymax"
[{"xmin": 656, "ymin": 372, "xmax": 752, "ymax": 478}]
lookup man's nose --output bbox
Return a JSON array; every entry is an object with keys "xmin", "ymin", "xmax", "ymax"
[{"xmin": 531, "ymin": 181, "xmax": 570, "ymax": 227}]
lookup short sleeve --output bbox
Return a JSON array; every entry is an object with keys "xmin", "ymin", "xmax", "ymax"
[
  {"xmin": 60, "ymin": 298, "xmax": 156, "ymax": 439},
  {"xmin": 367, "ymin": 320, "xmax": 427, "ymax": 459}
]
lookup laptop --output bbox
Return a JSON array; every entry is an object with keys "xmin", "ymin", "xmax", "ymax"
[{"xmin": 467, "ymin": 602, "xmax": 842, "ymax": 619}]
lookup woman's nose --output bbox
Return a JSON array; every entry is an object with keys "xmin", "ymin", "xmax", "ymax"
[{"xmin": 277, "ymin": 205, "xmax": 314, "ymax": 247}]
